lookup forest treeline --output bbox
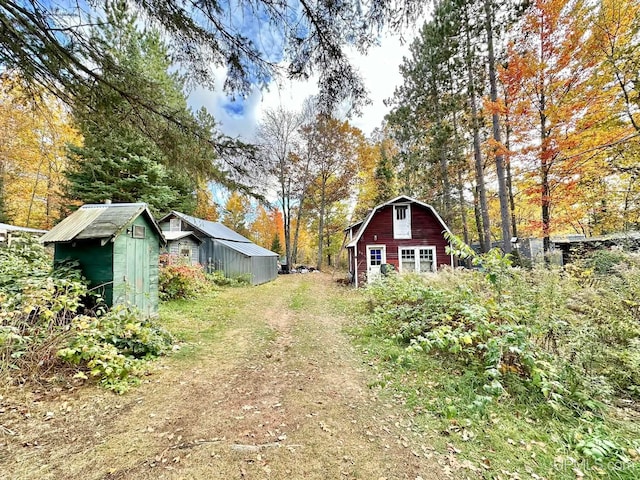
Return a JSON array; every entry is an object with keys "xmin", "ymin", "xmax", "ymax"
[
  {"xmin": 0, "ymin": 0, "xmax": 638, "ymax": 267},
  {"xmin": 386, "ymin": 0, "xmax": 640, "ymax": 256}
]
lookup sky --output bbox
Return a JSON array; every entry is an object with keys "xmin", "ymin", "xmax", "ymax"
[{"xmin": 187, "ymin": 32, "xmax": 418, "ymax": 142}]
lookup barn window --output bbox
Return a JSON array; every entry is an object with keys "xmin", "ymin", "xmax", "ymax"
[
  {"xmin": 132, "ymin": 225, "xmax": 146, "ymax": 239},
  {"xmin": 400, "ymin": 248, "xmax": 415, "ymax": 272},
  {"xmin": 418, "ymin": 248, "xmax": 435, "ymax": 272},
  {"xmin": 393, "ymin": 204, "xmax": 411, "ymax": 239},
  {"xmin": 369, "ymin": 248, "xmax": 383, "ymax": 266},
  {"xmin": 180, "ymin": 246, "xmax": 191, "ymax": 258},
  {"xmin": 398, "ymin": 246, "xmax": 436, "ymax": 273}
]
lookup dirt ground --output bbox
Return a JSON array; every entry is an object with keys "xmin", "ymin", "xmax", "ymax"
[{"xmin": 0, "ymin": 273, "xmax": 452, "ymax": 480}]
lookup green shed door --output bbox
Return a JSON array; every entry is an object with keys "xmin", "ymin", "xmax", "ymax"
[{"xmin": 124, "ymin": 234, "xmax": 149, "ymax": 315}]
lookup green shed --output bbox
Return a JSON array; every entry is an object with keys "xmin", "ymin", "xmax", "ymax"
[{"xmin": 40, "ymin": 203, "xmax": 165, "ymax": 317}]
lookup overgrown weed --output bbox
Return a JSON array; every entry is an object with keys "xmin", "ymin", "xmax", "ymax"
[
  {"xmin": 1, "ymin": 236, "xmax": 174, "ymax": 393},
  {"xmin": 352, "ymin": 238, "xmax": 640, "ymax": 478}
]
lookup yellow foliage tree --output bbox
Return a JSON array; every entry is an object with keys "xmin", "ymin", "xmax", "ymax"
[
  {"xmin": 0, "ymin": 73, "xmax": 81, "ymax": 228},
  {"xmin": 249, "ymin": 205, "xmax": 274, "ymax": 248},
  {"xmin": 193, "ymin": 184, "xmax": 219, "ymax": 221},
  {"xmin": 222, "ymin": 191, "xmax": 250, "ymax": 236}
]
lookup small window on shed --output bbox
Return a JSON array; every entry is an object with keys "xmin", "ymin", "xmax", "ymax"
[
  {"xmin": 169, "ymin": 218, "xmax": 181, "ymax": 231},
  {"xmin": 132, "ymin": 225, "xmax": 146, "ymax": 239}
]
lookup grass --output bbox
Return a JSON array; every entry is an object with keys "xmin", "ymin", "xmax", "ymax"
[
  {"xmin": 349, "ymin": 316, "xmax": 640, "ymax": 479},
  {"xmin": 289, "ymin": 280, "xmax": 311, "ymax": 310},
  {"xmin": 158, "ymin": 285, "xmax": 276, "ymax": 362}
]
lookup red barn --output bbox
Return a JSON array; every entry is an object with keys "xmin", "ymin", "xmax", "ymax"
[{"xmin": 345, "ymin": 196, "xmax": 453, "ymax": 287}]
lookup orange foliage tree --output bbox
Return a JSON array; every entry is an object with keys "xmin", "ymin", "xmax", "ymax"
[{"xmin": 502, "ymin": 0, "xmax": 630, "ymax": 251}]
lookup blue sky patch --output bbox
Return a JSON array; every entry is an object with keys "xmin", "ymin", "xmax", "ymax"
[{"xmin": 222, "ymin": 99, "xmax": 245, "ymax": 118}]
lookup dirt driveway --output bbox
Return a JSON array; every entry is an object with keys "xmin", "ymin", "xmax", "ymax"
[{"xmin": 1, "ymin": 274, "xmax": 448, "ymax": 479}]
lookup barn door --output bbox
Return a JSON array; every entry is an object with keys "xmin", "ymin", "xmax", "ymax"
[{"xmin": 366, "ymin": 245, "xmax": 386, "ymax": 282}]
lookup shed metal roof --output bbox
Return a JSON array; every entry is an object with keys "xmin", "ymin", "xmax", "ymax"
[
  {"xmin": 0, "ymin": 223, "xmax": 48, "ymax": 234},
  {"xmin": 40, "ymin": 203, "xmax": 164, "ymax": 244},
  {"xmin": 215, "ymin": 238, "xmax": 278, "ymax": 257},
  {"xmin": 163, "ymin": 231, "xmax": 202, "ymax": 243},
  {"xmin": 553, "ymin": 231, "xmax": 640, "ymax": 244},
  {"xmin": 162, "ymin": 211, "xmax": 252, "ymax": 243}
]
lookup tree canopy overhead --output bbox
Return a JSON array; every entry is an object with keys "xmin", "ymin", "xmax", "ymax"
[{"xmin": 0, "ymin": 0, "xmax": 425, "ymax": 114}]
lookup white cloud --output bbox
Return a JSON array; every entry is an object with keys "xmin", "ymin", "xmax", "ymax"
[{"xmin": 188, "ymin": 29, "xmax": 419, "ymax": 141}]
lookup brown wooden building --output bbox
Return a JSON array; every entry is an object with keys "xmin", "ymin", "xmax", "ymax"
[{"xmin": 345, "ymin": 196, "xmax": 453, "ymax": 287}]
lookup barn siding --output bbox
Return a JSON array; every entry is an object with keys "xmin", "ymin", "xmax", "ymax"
[{"xmin": 352, "ymin": 203, "xmax": 451, "ymax": 286}]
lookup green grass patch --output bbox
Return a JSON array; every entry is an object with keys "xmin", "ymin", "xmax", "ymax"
[{"xmin": 289, "ymin": 281, "xmax": 311, "ymax": 310}]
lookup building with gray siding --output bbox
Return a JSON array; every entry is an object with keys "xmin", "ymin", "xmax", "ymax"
[{"xmin": 159, "ymin": 211, "xmax": 278, "ymax": 285}]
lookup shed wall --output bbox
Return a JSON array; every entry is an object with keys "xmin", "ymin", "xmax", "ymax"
[
  {"xmin": 250, "ymin": 255, "xmax": 278, "ymax": 285},
  {"xmin": 112, "ymin": 215, "xmax": 160, "ymax": 317},
  {"xmin": 166, "ymin": 237, "xmax": 200, "ymax": 265},
  {"xmin": 54, "ymin": 240, "xmax": 114, "ymax": 305},
  {"xmin": 211, "ymin": 239, "xmax": 252, "ymax": 281}
]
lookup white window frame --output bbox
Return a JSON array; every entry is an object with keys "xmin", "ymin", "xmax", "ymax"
[
  {"xmin": 397, "ymin": 246, "xmax": 437, "ymax": 273},
  {"xmin": 393, "ymin": 204, "xmax": 411, "ymax": 239}
]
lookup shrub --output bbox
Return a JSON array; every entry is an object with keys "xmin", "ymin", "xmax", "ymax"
[
  {"xmin": 58, "ymin": 305, "xmax": 174, "ymax": 393},
  {"xmin": 363, "ymin": 240, "xmax": 640, "ymax": 415},
  {"xmin": 159, "ymin": 254, "xmax": 209, "ymax": 300},
  {"xmin": 1, "ymin": 238, "xmax": 175, "ymax": 392},
  {"xmin": 207, "ymin": 270, "xmax": 251, "ymax": 286},
  {"xmin": 0, "ymin": 236, "xmax": 89, "ymax": 376}
]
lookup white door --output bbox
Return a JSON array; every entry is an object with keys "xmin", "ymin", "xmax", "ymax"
[
  {"xmin": 393, "ymin": 205, "xmax": 411, "ymax": 239},
  {"xmin": 367, "ymin": 245, "xmax": 386, "ymax": 281}
]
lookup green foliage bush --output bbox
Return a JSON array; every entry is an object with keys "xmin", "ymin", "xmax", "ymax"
[
  {"xmin": 364, "ymin": 238, "xmax": 640, "ymax": 416},
  {"xmin": 0, "ymin": 236, "xmax": 89, "ymax": 373},
  {"xmin": 359, "ymin": 241, "xmax": 640, "ymax": 476},
  {"xmin": 159, "ymin": 254, "xmax": 209, "ymax": 300},
  {"xmin": 57, "ymin": 306, "xmax": 173, "ymax": 393},
  {"xmin": 1, "ymin": 237, "xmax": 174, "ymax": 392},
  {"xmin": 207, "ymin": 270, "xmax": 251, "ymax": 287}
]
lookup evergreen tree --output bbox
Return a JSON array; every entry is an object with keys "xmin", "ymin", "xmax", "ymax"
[
  {"xmin": 270, "ymin": 235, "xmax": 282, "ymax": 255},
  {"xmin": 65, "ymin": 2, "xmax": 205, "ymax": 215}
]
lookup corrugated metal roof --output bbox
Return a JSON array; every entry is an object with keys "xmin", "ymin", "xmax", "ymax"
[
  {"xmin": 40, "ymin": 206, "xmax": 107, "ymax": 243},
  {"xmin": 163, "ymin": 231, "xmax": 202, "ymax": 242},
  {"xmin": 40, "ymin": 203, "xmax": 161, "ymax": 244},
  {"xmin": 216, "ymin": 238, "xmax": 278, "ymax": 257},
  {"xmin": 168, "ymin": 211, "xmax": 251, "ymax": 242},
  {"xmin": 0, "ymin": 223, "xmax": 48, "ymax": 234}
]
